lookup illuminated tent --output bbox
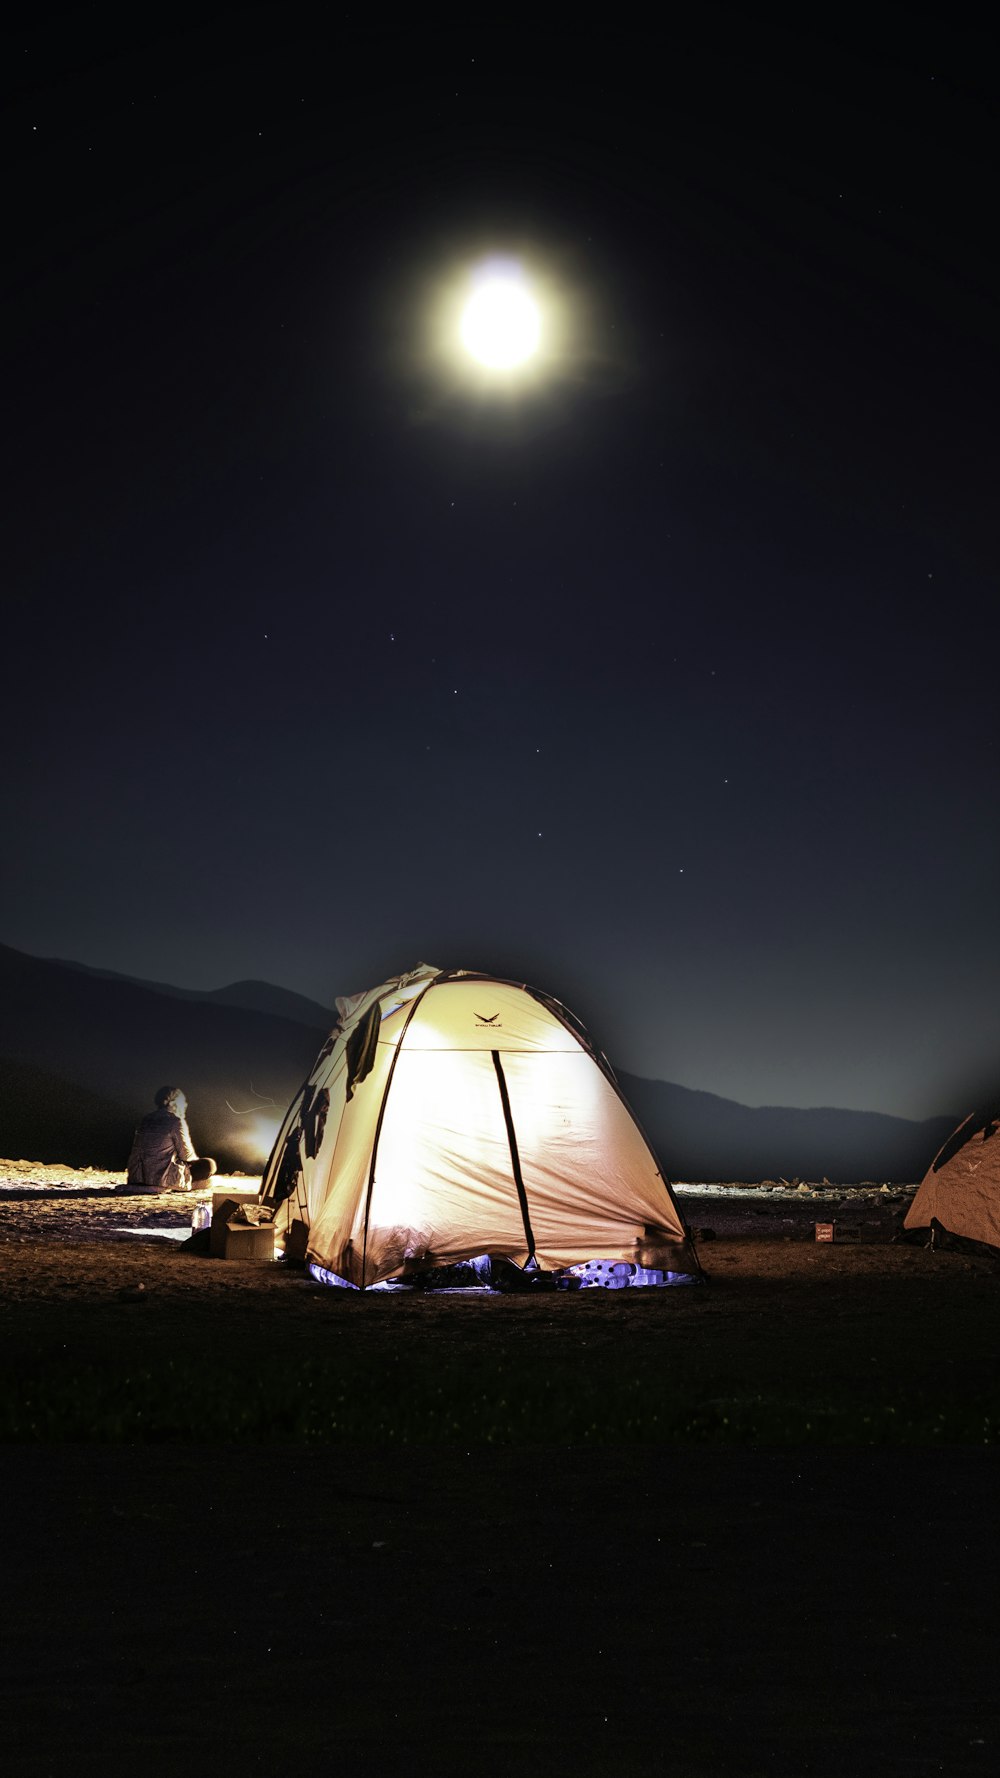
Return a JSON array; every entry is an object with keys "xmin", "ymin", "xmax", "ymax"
[
  {"xmin": 260, "ymin": 964, "xmax": 699, "ymax": 1289},
  {"xmin": 903, "ymin": 1102, "xmax": 1000, "ymax": 1252}
]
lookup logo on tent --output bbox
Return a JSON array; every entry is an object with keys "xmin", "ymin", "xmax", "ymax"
[{"xmin": 475, "ymin": 1011, "xmax": 501, "ymax": 1025}]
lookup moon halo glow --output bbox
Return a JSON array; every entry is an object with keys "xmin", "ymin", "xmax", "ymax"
[{"xmin": 415, "ymin": 244, "xmax": 594, "ymax": 405}]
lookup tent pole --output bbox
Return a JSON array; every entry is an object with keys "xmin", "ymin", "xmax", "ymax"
[
  {"xmin": 359, "ymin": 983, "xmax": 437, "ymax": 1289},
  {"xmin": 492, "ymin": 1050, "xmax": 537, "ymax": 1264}
]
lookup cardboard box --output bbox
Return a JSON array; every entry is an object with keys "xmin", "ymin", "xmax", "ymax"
[
  {"xmin": 209, "ymin": 1193, "xmax": 275, "ymax": 1262},
  {"xmin": 210, "ymin": 1188, "xmax": 257, "ymax": 1214},
  {"xmin": 218, "ymin": 1221, "xmax": 275, "ymax": 1263}
]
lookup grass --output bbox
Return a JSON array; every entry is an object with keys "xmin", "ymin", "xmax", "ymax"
[{"xmin": 2, "ymin": 1341, "xmax": 998, "ymax": 1445}]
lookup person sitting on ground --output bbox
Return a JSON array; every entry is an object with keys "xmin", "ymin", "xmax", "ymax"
[{"xmin": 125, "ymin": 1085, "xmax": 199, "ymax": 1193}]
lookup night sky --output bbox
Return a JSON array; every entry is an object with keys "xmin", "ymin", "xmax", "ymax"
[{"xmin": 5, "ymin": 9, "xmax": 997, "ymax": 1119}]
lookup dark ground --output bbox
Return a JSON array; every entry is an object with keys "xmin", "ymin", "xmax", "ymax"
[
  {"xmin": 4, "ymin": 1445, "xmax": 998, "ymax": 1778},
  {"xmin": 2, "ymin": 1181, "xmax": 998, "ymax": 1775}
]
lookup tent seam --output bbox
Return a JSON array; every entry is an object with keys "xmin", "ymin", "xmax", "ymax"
[{"xmin": 360, "ymin": 978, "xmax": 440, "ymax": 1289}]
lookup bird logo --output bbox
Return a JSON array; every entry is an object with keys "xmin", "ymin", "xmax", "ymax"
[{"xmin": 474, "ymin": 1011, "xmax": 500, "ymax": 1024}]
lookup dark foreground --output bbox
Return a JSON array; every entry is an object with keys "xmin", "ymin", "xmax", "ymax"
[
  {"xmin": 5, "ymin": 1445, "xmax": 998, "ymax": 1778},
  {"xmin": 2, "ymin": 1190, "xmax": 998, "ymax": 1775}
]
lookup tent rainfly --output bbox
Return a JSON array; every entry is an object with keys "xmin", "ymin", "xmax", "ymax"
[
  {"xmin": 904, "ymin": 1102, "xmax": 1000, "ymax": 1252},
  {"xmin": 259, "ymin": 964, "xmax": 700, "ymax": 1289}
]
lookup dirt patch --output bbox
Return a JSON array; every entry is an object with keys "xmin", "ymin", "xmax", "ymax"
[{"xmin": 1, "ymin": 1167, "xmax": 997, "ymax": 1444}]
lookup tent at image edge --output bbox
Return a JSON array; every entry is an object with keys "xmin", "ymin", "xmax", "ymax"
[
  {"xmin": 904, "ymin": 1101, "xmax": 1000, "ymax": 1253},
  {"xmin": 259, "ymin": 964, "xmax": 702, "ymax": 1290}
]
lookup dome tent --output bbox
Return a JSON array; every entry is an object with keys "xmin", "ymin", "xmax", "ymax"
[
  {"xmin": 903, "ymin": 1101, "xmax": 1000, "ymax": 1252},
  {"xmin": 260, "ymin": 964, "xmax": 700, "ymax": 1289}
]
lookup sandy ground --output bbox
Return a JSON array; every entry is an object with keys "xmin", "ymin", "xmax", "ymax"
[{"xmin": 3, "ymin": 1164, "xmax": 999, "ymax": 1776}]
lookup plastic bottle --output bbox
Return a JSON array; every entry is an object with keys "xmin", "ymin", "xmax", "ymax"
[{"xmin": 191, "ymin": 1202, "xmax": 211, "ymax": 1232}]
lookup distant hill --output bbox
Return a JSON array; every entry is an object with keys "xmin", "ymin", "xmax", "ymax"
[
  {"xmin": 49, "ymin": 955, "xmax": 335, "ymax": 1030},
  {"xmin": 0, "ymin": 943, "xmax": 327, "ymax": 1169},
  {"xmin": 618, "ymin": 1073, "xmax": 954, "ymax": 1184},
  {"xmin": 0, "ymin": 941, "xmax": 957, "ymax": 1180}
]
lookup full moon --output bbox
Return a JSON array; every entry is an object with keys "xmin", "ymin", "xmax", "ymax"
[{"xmin": 460, "ymin": 265, "xmax": 541, "ymax": 370}]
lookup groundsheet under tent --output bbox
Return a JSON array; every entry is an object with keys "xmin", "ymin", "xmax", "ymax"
[{"xmin": 307, "ymin": 1253, "xmax": 698, "ymax": 1291}]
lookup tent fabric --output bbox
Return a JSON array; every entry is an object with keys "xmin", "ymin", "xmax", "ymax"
[
  {"xmin": 904, "ymin": 1103, "xmax": 1000, "ymax": 1251},
  {"xmin": 260, "ymin": 965, "xmax": 697, "ymax": 1287}
]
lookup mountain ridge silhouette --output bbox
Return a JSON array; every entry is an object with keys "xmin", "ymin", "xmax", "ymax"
[{"xmin": 0, "ymin": 943, "xmax": 955, "ymax": 1179}]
